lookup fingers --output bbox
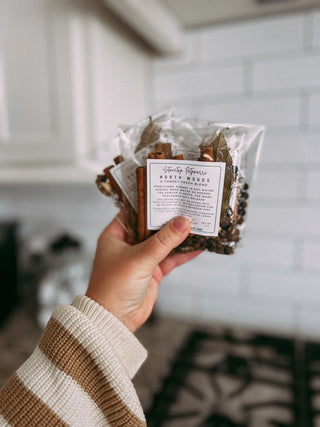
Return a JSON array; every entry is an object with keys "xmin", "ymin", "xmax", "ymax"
[{"xmin": 137, "ymin": 216, "xmax": 191, "ymax": 268}]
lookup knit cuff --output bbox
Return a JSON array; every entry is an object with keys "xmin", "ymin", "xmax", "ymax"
[{"xmin": 72, "ymin": 295, "xmax": 147, "ymax": 379}]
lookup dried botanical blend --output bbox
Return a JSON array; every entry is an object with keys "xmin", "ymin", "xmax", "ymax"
[{"xmin": 96, "ymin": 112, "xmax": 264, "ymax": 255}]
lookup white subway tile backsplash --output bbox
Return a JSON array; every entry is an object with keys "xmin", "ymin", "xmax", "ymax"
[
  {"xmin": 0, "ymin": 185, "xmax": 117, "ymax": 252},
  {"xmin": 298, "ymin": 306, "xmax": 320, "ymax": 339},
  {"xmin": 198, "ymin": 96, "xmax": 300, "ymax": 128},
  {"xmin": 193, "ymin": 271, "xmax": 240, "ymax": 295},
  {"xmin": 182, "ymin": 265, "xmax": 239, "ymax": 294},
  {"xmin": 151, "ymin": 31, "xmax": 201, "ymax": 73},
  {"xmin": 157, "ymin": 288, "xmax": 200, "ymax": 318},
  {"xmin": 150, "ymin": 99, "xmax": 199, "ymax": 119},
  {"xmin": 312, "ymin": 10, "xmax": 320, "ymax": 47},
  {"xmin": 147, "ymin": 9, "xmax": 320, "ymax": 336},
  {"xmin": 306, "ymin": 171, "xmax": 320, "ymax": 199},
  {"xmin": 163, "ymin": 274, "xmax": 240, "ymax": 298},
  {"xmin": 194, "ymin": 251, "xmax": 242, "ymax": 272},
  {"xmin": 301, "ymin": 241, "xmax": 320, "ymax": 271},
  {"xmin": 252, "ymin": 54, "xmax": 320, "ymax": 92},
  {"xmin": 236, "ymin": 235, "xmax": 295, "ymax": 268},
  {"xmin": 200, "ymin": 295, "xmax": 294, "ymax": 334},
  {"xmin": 159, "ymin": 253, "xmax": 240, "ymax": 296},
  {"xmin": 153, "ymin": 64, "xmax": 244, "ymax": 101},
  {"xmin": 248, "ymin": 205, "xmax": 320, "ymax": 236},
  {"xmin": 261, "ymin": 132, "xmax": 320, "ymax": 164},
  {"xmin": 0, "ymin": 197, "xmax": 12, "ymax": 218},
  {"xmin": 200, "ymin": 14, "xmax": 304, "ymax": 62},
  {"xmin": 309, "ymin": 93, "xmax": 320, "ymax": 126},
  {"xmin": 254, "ymin": 169, "xmax": 299, "ymax": 200},
  {"xmin": 248, "ymin": 272, "xmax": 320, "ymax": 302},
  {"xmin": 159, "ymin": 257, "xmax": 205, "ymax": 291}
]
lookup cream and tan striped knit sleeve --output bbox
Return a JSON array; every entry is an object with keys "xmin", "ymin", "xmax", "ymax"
[{"xmin": 0, "ymin": 295, "xmax": 147, "ymax": 427}]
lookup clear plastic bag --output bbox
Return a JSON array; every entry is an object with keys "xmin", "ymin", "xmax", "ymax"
[{"xmin": 96, "ymin": 111, "xmax": 265, "ymax": 255}]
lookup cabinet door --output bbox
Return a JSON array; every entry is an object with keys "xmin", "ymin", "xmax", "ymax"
[{"xmin": 0, "ymin": 0, "xmax": 75, "ymax": 164}]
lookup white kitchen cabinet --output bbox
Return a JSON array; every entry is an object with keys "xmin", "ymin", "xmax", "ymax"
[
  {"xmin": 0, "ymin": 0, "xmax": 149, "ymax": 181},
  {"xmin": 0, "ymin": 0, "xmax": 76, "ymax": 165}
]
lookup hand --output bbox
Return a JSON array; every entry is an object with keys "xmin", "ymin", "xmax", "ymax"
[{"xmin": 86, "ymin": 213, "xmax": 202, "ymax": 332}]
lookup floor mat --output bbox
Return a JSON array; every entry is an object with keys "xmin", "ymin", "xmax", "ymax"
[{"xmin": 146, "ymin": 328, "xmax": 320, "ymax": 427}]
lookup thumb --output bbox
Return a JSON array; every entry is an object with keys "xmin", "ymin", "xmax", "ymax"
[{"xmin": 137, "ymin": 216, "xmax": 191, "ymax": 268}]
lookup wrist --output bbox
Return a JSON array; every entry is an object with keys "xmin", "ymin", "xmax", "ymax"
[
  {"xmin": 72, "ymin": 295, "xmax": 147, "ymax": 378},
  {"xmin": 85, "ymin": 291, "xmax": 138, "ymax": 332}
]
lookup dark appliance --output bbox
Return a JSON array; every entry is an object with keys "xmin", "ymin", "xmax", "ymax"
[
  {"xmin": 0, "ymin": 222, "xmax": 19, "ymax": 326},
  {"xmin": 146, "ymin": 328, "xmax": 316, "ymax": 427}
]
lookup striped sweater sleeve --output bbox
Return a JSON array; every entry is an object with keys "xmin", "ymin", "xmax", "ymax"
[{"xmin": 0, "ymin": 296, "xmax": 147, "ymax": 427}]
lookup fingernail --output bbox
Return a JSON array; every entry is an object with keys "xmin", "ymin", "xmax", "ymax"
[{"xmin": 173, "ymin": 217, "xmax": 189, "ymax": 233}]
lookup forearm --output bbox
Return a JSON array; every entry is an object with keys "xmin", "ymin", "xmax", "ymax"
[{"xmin": 0, "ymin": 296, "xmax": 147, "ymax": 427}]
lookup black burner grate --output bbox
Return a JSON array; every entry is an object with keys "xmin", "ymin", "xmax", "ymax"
[{"xmin": 146, "ymin": 329, "xmax": 319, "ymax": 427}]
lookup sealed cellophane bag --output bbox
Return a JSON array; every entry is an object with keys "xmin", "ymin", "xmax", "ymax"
[{"xmin": 96, "ymin": 111, "xmax": 265, "ymax": 255}]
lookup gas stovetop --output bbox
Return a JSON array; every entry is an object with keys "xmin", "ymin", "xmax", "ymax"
[{"xmin": 146, "ymin": 329, "xmax": 320, "ymax": 427}]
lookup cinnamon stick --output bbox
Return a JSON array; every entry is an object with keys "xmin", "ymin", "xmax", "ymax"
[
  {"xmin": 199, "ymin": 145, "xmax": 214, "ymax": 162},
  {"xmin": 144, "ymin": 167, "xmax": 151, "ymax": 239},
  {"xmin": 113, "ymin": 155, "xmax": 124, "ymax": 165},
  {"xmin": 163, "ymin": 143, "xmax": 172, "ymax": 158},
  {"xmin": 148, "ymin": 151, "xmax": 166, "ymax": 159},
  {"xmin": 154, "ymin": 142, "xmax": 164, "ymax": 152},
  {"xmin": 136, "ymin": 167, "xmax": 146, "ymax": 242},
  {"xmin": 155, "ymin": 143, "xmax": 172, "ymax": 158}
]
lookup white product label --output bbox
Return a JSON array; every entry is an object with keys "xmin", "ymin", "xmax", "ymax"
[
  {"xmin": 110, "ymin": 158, "xmax": 139, "ymax": 212},
  {"xmin": 147, "ymin": 159, "xmax": 226, "ymax": 236}
]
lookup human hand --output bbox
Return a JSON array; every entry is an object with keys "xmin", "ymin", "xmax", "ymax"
[{"xmin": 86, "ymin": 213, "xmax": 202, "ymax": 332}]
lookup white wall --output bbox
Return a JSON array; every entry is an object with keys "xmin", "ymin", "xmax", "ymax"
[
  {"xmin": 151, "ymin": 9, "xmax": 320, "ymax": 338},
  {"xmin": 0, "ymin": 184, "xmax": 117, "ymax": 253}
]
